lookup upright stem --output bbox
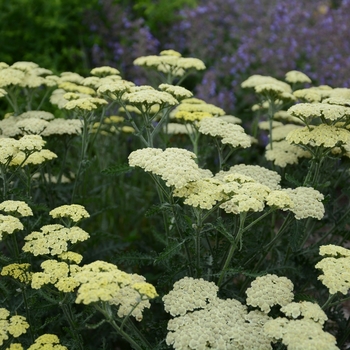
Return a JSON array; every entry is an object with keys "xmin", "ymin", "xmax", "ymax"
[
  {"xmin": 218, "ymin": 212, "xmax": 246, "ymax": 287},
  {"xmin": 95, "ymin": 303, "xmax": 150, "ymax": 350}
]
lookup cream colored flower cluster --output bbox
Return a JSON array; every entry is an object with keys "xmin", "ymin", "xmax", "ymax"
[
  {"xmin": 0, "ymin": 201, "xmax": 33, "ymax": 241},
  {"xmin": 286, "ymin": 124, "xmax": 350, "ymax": 149},
  {"xmin": 287, "ymin": 102, "xmax": 350, "ymax": 125},
  {"xmin": 173, "ymin": 177, "xmax": 226, "ymax": 210},
  {"xmin": 121, "ymin": 85, "xmax": 179, "ymax": 111},
  {"xmin": 134, "ymin": 50, "xmax": 206, "ymax": 78},
  {"xmin": 171, "ymin": 98, "xmax": 225, "ymax": 122},
  {"xmin": 159, "ymin": 83, "xmax": 193, "ymax": 100},
  {"xmin": 31, "ymin": 259, "xmax": 81, "ymax": 292},
  {"xmin": 74, "ymin": 261, "xmax": 158, "ymax": 321},
  {"xmin": 163, "ymin": 277, "xmax": 273, "ymax": 349},
  {"xmin": 0, "ymin": 61, "xmax": 56, "ymax": 90},
  {"xmin": 264, "ymin": 318, "xmax": 338, "ymax": 350},
  {"xmin": 0, "ymin": 111, "xmax": 83, "ymax": 137},
  {"xmin": 285, "ymin": 70, "xmax": 312, "ymax": 84},
  {"xmin": 0, "ymin": 308, "xmax": 29, "ymax": 346},
  {"xmin": 0, "ymin": 214, "xmax": 24, "ymax": 240},
  {"xmin": 241, "ymin": 74, "xmax": 292, "ymax": 93},
  {"xmin": 49, "ymin": 204, "xmax": 90, "ymax": 223},
  {"xmin": 284, "ymin": 187, "xmax": 324, "ymax": 220},
  {"xmin": 246, "ymin": 274, "xmax": 294, "ymax": 313},
  {"xmin": 198, "ymin": 117, "xmax": 251, "ymax": 148},
  {"xmin": 1, "ymin": 263, "xmax": 32, "ymax": 284},
  {"xmin": 265, "ymin": 139, "xmax": 312, "ymax": 167},
  {"xmin": 0, "ymin": 200, "xmax": 33, "ymax": 217},
  {"xmin": 27, "ymin": 334, "xmax": 68, "ymax": 350},
  {"xmin": 128, "ymin": 147, "xmax": 211, "ymax": 189},
  {"xmin": 22, "ymin": 224, "xmax": 90, "ymax": 256},
  {"xmin": 315, "ymin": 244, "xmax": 350, "ymax": 295},
  {"xmin": 163, "ymin": 277, "xmax": 219, "ymax": 316},
  {"xmin": 219, "ymin": 174, "xmax": 271, "ymax": 214},
  {"xmin": 216, "ymin": 164, "xmax": 281, "ymax": 190},
  {"xmin": 0, "ymin": 135, "xmax": 56, "ymax": 167}
]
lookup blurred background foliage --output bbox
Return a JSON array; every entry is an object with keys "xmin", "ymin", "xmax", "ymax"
[{"xmin": 0, "ymin": 0, "xmax": 349, "ymax": 112}]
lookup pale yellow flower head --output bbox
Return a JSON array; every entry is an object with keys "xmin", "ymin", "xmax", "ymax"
[
  {"xmin": 0, "ymin": 200, "xmax": 33, "ymax": 217},
  {"xmin": 63, "ymin": 97, "xmax": 108, "ymax": 111},
  {"xmin": 285, "ymin": 70, "xmax": 312, "ymax": 84},
  {"xmin": 122, "ymin": 88, "xmax": 178, "ymax": 111},
  {"xmin": 129, "ymin": 147, "xmax": 211, "ymax": 189},
  {"xmin": 0, "ymin": 88, "xmax": 8, "ymax": 97},
  {"xmin": 27, "ymin": 334, "xmax": 68, "ymax": 350},
  {"xmin": 246, "ymin": 274, "xmax": 294, "ymax": 313},
  {"xmin": 74, "ymin": 261, "xmax": 157, "ymax": 320},
  {"xmin": 0, "ymin": 68, "xmax": 26, "ymax": 87},
  {"xmin": 97, "ymin": 80, "xmax": 135, "ymax": 100},
  {"xmin": 284, "ymin": 187, "xmax": 324, "ymax": 220},
  {"xmin": 1, "ymin": 263, "xmax": 32, "ymax": 284},
  {"xmin": 18, "ymin": 110, "xmax": 55, "ymax": 121},
  {"xmin": 31, "ymin": 259, "xmax": 81, "ymax": 292},
  {"xmin": 49, "ymin": 204, "xmax": 90, "ymax": 223},
  {"xmin": 264, "ymin": 318, "xmax": 338, "ymax": 350},
  {"xmin": 90, "ymin": 66, "xmax": 120, "ymax": 77},
  {"xmin": 286, "ymin": 124, "xmax": 350, "ymax": 149},
  {"xmin": 265, "ymin": 190, "xmax": 294, "ymax": 210},
  {"xmin": 16, "ymin": 118, "xmax": 50, "ymax": 135},
  {"xmin": 219, "ymin": 178, "xmax": 269, "ymax": 214},
  {"xmin": 59, "ymin": 71, "xmax": 84, "ymax": 84},
  {"xmin": 293, "ymin": 88, "xmax": 323, "ymax": 102},
  {"xmin": 163, "ymin": 277, "xmax": 219, "ymax": 317},
  {"xmin": 41, "ymin": 119, "xmax": 82, "ymax": 136},
  {"xmin": 281, "ymin": 301, "xmax": 328, "ymax": 325},
  {"xmin": 172, "ymin": 101, "xmax": 225, "ymax": 120},
  {"xmin": 173, "ymin": 177, "xmax": 226, "ymax": 210},
  {"xmin": 273, "ymin": 110, "xmax": 305, "ymax": 124},
  {"xmin": 265, "ymin": 139, "xmax": 312, "ymax": 167},
  {"xmin": 134, "ymin": 52, "xmax": 205, "ymax": 77},
  {"xmin": 216, "ymin": 164, "xmax": 281, "ymax": 190},
  {"xmin": 241, "ymin": 74, "xmax": 292, "ymax": 93},
  {"xmin": 22, "ymin": 224, "xmax": 90, "ymax": 256},
  {"xmin": 10, "ymin": 149, "xmax": 57, "ymax": 167},
  {"xmin": 0, "ymin": 214, "xmax": 24, "ymax": 240},
  {"xmin": 255, "ymin": 83, "xmax": 296, "ymax": 102},
  {"xmin": 198, "ymin": 117, "xmax": 251, "ymax": 148},
  {"xmin": 316, "ymin": 244, "xmax": 350, "ymax": 295},
  {"xmin": 287, "ymin": 102, "xmax": 350, "ymax": 124},
  {"xmin": 158, "ymin": 83, "xmax": 193, "ymax": 100},
  {"xmin": 17, "ymin": 134, "xmax": 46, "ymax": 151},
  {"xmin": 0, "ymin": 308, "xmax": 29, "ymax": 346}
]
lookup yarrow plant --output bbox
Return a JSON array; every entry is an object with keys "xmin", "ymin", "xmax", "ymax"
[{"xmin": 1, "ymin": 46, "xmax": 350, "ymax": 350}]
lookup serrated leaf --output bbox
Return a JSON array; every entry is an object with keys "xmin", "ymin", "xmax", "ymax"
[
  {"xmin": 154, "ymin": 238, "xmax": 190, "ymax": 264},
  {"xmin": 285, "ymin": 172, "xmax": 302, "ymax": 187},
  {"xmin": 114, "ymin": 250, "xmax": 156, "ymax": 266},
  {"xmin": 101, "ymin": 163, "xmax": 131, "ymax": 176}
]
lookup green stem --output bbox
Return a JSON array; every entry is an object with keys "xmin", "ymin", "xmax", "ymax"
[
  {"xmin": 169, "ymin": 194, "xmax": 194, "ymax": 276},
  {"xmin": 61, "ymin": 302, "xmax": 84, "ymax": 350},
  {"xmin": 218, "ymin": 212, "xmax": 246, "ymax": 287},
  {"xmin": 95, "ymin": 303, "xmax": 149, "ymax": 350},
  {"xmin": 71, "ymin": 112, "xmax": 92, "ymax": 202}
]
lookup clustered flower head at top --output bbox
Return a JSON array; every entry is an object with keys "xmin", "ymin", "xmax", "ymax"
[{"xmin": 128, "ymin": 148, "xmax": 325, "ymax": 219}]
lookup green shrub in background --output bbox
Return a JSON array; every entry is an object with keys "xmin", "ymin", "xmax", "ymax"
[
  {"xmin": 0, "ymin": 0, "xmax": 98, "ymax": 74},
  {"xmin": 132, "ymin": 0, "xmax": 197, "ymax": 31}
]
